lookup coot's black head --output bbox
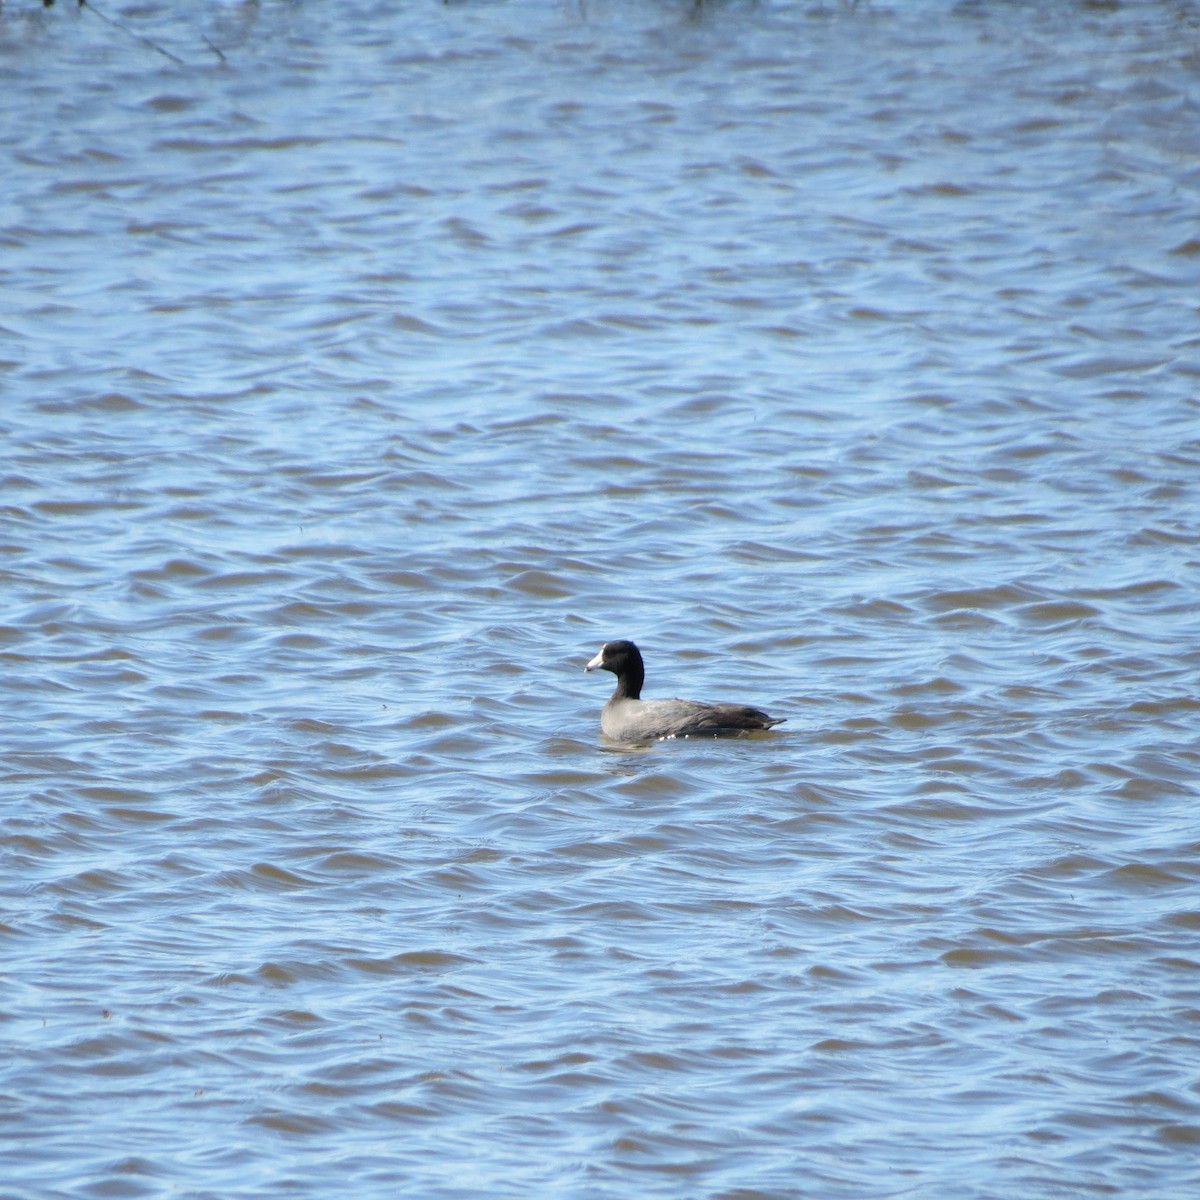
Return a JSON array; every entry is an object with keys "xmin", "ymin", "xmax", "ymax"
[{"xmin": 584, "ymin": 639, "xmax": 645, "ymax": 698}]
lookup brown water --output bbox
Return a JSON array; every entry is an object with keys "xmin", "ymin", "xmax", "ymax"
[{"xmin": 3, "ymin": 1, "xmax": 1200, "ymax": 1197}]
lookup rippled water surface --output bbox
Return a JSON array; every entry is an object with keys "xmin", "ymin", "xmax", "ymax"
[{"xmin": 3, "ymin": 1, "xmax": 1200, "ymax": 1196}]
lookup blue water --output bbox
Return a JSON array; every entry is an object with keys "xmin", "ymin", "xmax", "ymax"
[{"xmin": 3, "ymin": 1, "xmax": 1200, "ymax": 1197}]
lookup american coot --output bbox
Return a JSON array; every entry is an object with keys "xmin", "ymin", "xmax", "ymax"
[{"xmin": 585, "ymin": 639, "xmax": 785, "ymax": 741}]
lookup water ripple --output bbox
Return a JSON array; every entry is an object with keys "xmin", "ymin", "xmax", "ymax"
[{"xmin": 3, "ymin": 2, "xmax": 1200, "ymax": 1198}]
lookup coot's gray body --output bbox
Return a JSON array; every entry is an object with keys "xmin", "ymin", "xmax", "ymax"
[{"xmin": 585, "ymin": 640, "xmax": 785, "ymax": 742}]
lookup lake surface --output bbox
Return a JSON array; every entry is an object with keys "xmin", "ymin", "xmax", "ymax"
[{"xmin": 3, "ymin": 1, "xmax": 1200, "ymax": 1197}]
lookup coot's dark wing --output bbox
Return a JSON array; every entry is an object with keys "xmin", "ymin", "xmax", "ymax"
[{"xmin": 668, "ymin": 703, "xmax": 785, "ymax": 737}]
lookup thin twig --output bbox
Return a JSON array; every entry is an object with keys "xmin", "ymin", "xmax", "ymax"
[
  {"xmin": 78, "ymin": 0, "xmax": 187, "ymax": 67},
  {"xmin": 201, "ymin": 34, "xmax": 228, "ymax": 65}
]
